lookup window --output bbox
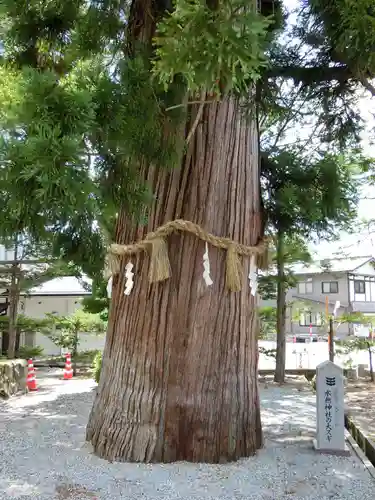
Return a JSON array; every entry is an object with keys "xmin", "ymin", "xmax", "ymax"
[
  {"xmin": 297, "ymin": 279, "xmax": 313, "ymax": 294},
  {"xmin": 299, "ymin": 312, "xmax": 323, "ymax": 327},
  {"xmin": 322, "ymin": 281, "xmax": 339, "ymax": 294},
  {"xmin": 354, "ymin": 280, "xmax": 366, "ymax": 294}
]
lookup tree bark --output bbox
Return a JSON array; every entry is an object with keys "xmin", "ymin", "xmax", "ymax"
[
  {"xmin": 274, "ymin": 230, "xmax": 286, "ymax": 383},
  {"xmin": 7, "ymin": 238, "xmax": 20, "ymax": 359},
  {"xmin": 86, "ymin": 95, "xmax": 263, "ymax": 463}
]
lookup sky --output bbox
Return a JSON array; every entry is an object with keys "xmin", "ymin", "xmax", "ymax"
[{"xmin": 283, "ymin": 0, "xmax": 375, "ymax": 260}]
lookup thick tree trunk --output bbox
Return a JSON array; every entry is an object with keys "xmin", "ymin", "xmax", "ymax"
[
  {"xmin": 86, "ymin": 96, "xmax": 263, "ymax": 463},
  {"xmin": 274, "ymin": 230, "xmax": 286, "ymax": 383}
]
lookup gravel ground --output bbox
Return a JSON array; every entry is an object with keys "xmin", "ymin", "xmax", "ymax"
[{"xmin": 0, "ymin": 370, "xmax": 374, "ymax": 500}]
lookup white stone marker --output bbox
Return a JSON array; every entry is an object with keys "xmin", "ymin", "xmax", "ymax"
[{"xmin": 313, "ymin": 360, "xmax": 350, "ymax": 456}]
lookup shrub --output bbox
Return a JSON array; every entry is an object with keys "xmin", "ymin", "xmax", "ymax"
[
  {"xmin": 92, "ymin": 351, "xmax": 102, "ymax": 383},
  {"xmin": 76, "ymin": 349, "xmax": 100, "ymax": 363},
  {"xmin": 17, "ymin": 345, "xmax": 44, "ymax": 360}
]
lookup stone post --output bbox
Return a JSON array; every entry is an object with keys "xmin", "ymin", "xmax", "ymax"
[{"xmin": 313, "ymin": 360, "xmax": 350, "ymax": 456}]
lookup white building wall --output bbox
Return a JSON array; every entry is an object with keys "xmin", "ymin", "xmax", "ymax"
[
  {"xmin": 33, "ymin": 331, "xmax": 106, "ymax": 356},
  {"xmin": 0, "ymin": 244, "xmax": 16, "ymax": 262},
  {"xmin": 20, "ymin": 295, "xmax": 84, "ymax": 318},
  {"xmin": 18, "ymin": 294, "xmax": 106, "ymax": 356},
  {"xmin": 353, "ymin": 261, "xmax": 375, "ymax": 276}
]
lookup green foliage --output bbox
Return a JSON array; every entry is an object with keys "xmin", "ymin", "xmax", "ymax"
[
  {"xmin": 92, "ymin": 350, "xmax": 102, "ymax": 383},
  {"xmin": 336, "ymin": 337, "xmax": 375, "ymax": 356},
  {"xmin": 0, "ymin": 65, "xmax": 96, "ymax": 238},
  {"xmin": 258, "ymin": 235, "xmax": 311, "ymax": 299},
  {"xmin": 0, "ymin": 314, "xmax": 50, "ymax": 334},
  {"xmin": 76, "ymin": 349, "xmax": 101, "ymax": 363},
  {"xmin": 0, "ymin": 2, "xmax": 187, "ymax": 280},
  {"xmin": 92, "ymin": 56, "xmax": 183, "ymax": 204},
  {"xmin": 258, "ymin": 275, "xmax": 277, "ymax": 301},
  {"xmin": 45, "ymin": 310, "xmax": 106, "ymax": 352},
  {"xmin": 262, "ymin": 0, "xmax": 375, "ymax": 149},
  {"xmin": 47, "ymin": 309, "xmax": 106, "ymax": 334},
  {"xmin": 259, "ymin": 306, "xmax": 277, "ymax": 338},
  {"xmin": 82, "ymin": 276, "xmax": 109, "ymax": 321},
  {"xmin": 153, "ymin": 0, "xmax": 271, "ymax": 94},
  {"xmin": 261, "ymin": 150, "xmax": 360, "ymax": 239},
  {"xmin": 0, "ymin": 0, "xmax": 373, "ymax": 291},
  {"xmin": 259, "ymin": 346, "xmax": 277, "ymax": 359},
  {"xmin": 0, "ymin": 0, "xmax": 82, "ymax": 67},
  {"xmin": 17, "ymin": 345, "xmax": 44, "ymax": 359},
  {"xmin": 308, "ymin": 0, "xmax": 375, "ymax": 77}
]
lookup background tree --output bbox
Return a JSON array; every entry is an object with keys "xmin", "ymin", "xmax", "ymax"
[
  {"xmin": 0, "ymin": 314, "xmax": 50, "ymax": 359},
  {"xmin": 0, "ymin": 232, "xmax": 78, "ymax": 357},
  {"xmin": 46, "ymin": 310, "xmax": 106, "ymax": 375},
  {"xmin": 262, "ymin": 148, "xmax": 360, "ymax": 383},
  {"xmin": 258, "ymin": 6, "xmax": 375, "ymax": 383}
]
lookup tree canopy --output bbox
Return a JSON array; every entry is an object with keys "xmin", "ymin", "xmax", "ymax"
[{"xmin": 0, "ymin": 0, "xmax": 373, "ymax": 276}]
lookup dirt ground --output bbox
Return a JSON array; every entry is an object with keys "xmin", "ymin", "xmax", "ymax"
[{"xmin": 345, "ymin": 379, "xmax": 375, "ymax": 441}]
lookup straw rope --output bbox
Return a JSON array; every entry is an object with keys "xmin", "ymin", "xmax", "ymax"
[{"xmin": 105, "ymin": 219, "xmax": 268, "ymax": 291}]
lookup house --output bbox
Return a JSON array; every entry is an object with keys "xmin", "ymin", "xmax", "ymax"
[
  {"xmin": 261, "ymin": 256, "xmax": 375, "ymax": 340},
  {"xmin": 0, "ymin": 274, "xmax": 105, "ymax": 356},
  {"xmin": 20, "ymin": 276, "xmax": 104, "ymax": 355}
]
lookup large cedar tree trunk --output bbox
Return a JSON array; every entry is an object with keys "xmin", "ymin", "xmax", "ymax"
[
  {"xmin": 274, "ymin": 231, "xmax": 286, "ymax": 383},
  {"xmin": 86, "ymin": 0, "xmax": 264, "ymax": 463}
]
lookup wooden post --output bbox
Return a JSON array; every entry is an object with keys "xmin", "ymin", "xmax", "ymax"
[{"xmin": 328, "ymin": 317, "xmax": 334, "ymax": 362}]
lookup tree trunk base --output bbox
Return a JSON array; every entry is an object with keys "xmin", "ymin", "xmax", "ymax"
[
  {"xmin": 85, "ymin": 298, "xmax": 263, "ymax": 464},
  {"xmin": 86, "ymin": 396, "xmax": 263, "ymax": 464}
]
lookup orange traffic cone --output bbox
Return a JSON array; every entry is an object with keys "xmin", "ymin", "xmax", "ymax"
[
  {"xmin": 63, "ymin": 353, "xmax": 73, "ymax": 380},
  {"xmin": 26, "ymin": 359, "xmax": 38, "ymax": 391}
]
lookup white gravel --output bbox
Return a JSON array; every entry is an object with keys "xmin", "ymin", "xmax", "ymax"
[{"xmin": 0, "ymin": 370, "xmax": 374, "ymax": 500}]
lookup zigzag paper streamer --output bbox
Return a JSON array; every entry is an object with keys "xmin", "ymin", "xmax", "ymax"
[
  {"xmin": 124, "ymin": 261, "xmax": 134, "ymax": 295},
  {"xmin": 106, "ymin": 276, "xmax": 113, "ymax": 299},
  {"xmin": 203, "ymin": 242, "xmax": 213, "ymax": 287},
  {"xmin": 248, "ymin": 255, "xmax": 258, "ymax": 297}
]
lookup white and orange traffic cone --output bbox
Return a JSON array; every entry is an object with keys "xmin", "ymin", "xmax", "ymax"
[
  {"xmin": 26, "ymin": 359, "xmax": 38, "ymax": 391},
  {"xmin": 63, "ymin": 353, "xmax": 73, "ymax": 380}
]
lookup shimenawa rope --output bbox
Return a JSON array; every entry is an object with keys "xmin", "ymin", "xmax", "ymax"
[{"xmin": 104, "ymin": 219, "xmax": 268, "ymax": 291}]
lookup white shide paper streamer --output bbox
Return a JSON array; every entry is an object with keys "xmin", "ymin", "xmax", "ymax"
[
  {"xmin": 203, "ymin": 242, "xmax": 213, "ymax": 287},
  {"xmin": 124, "ymin": 261, "xmax": 134, "ymax": 295},
  {"xmin": 106, "ymin": 276, "xmax": 113, "ymax": 298},
  {"xmin": 248, "ymin": 255, "xmax": 258, "ymax": 296}
]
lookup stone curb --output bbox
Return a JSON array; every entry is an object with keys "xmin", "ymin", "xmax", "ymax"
[
  {"xmin": 345, "ymin": 414, "xmax": 375, "ymax": 480},
  {"xmin": 345, "ymin": 428, "xmax": 375, "ymax": 480},
  {"xmin": 34, "ymin": 361, "xmax": 90, "ymax": 368}
]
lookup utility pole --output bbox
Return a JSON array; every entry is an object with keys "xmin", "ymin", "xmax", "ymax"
[{"xmin": 328, "ymin": 316, "xmax": 334, "ymax": 362}]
